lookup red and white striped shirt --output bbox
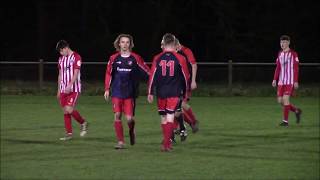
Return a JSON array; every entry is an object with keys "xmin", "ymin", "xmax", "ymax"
[
  {"xmin": 273, "ymin": 49, "xmax": 299, "ymax": 85},
  {"xmin": 58, "ymin": 52, "xmax": 82, "ymax": 93}
]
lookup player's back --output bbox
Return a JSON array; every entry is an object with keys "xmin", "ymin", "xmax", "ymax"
[
  {"xmin": 153, "ymin": 51, "xmax": 186, "ymax": 98},
  {"xmin": 178, "ymin": 46, "xmax": 196, "ymax": 73}
]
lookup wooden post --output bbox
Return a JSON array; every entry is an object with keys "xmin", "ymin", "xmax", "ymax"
[
  {"xmin": 39, "ymin": 59, "xmax": 44, "ymax": 90},
  {"xmin": 228, "ymin": 60, "xmax": 233, "ymax": 89}
]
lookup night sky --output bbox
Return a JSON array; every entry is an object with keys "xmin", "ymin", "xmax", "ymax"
[{"xmin": 2, "ymin": 0, "xmax": 320, "ymax": 62}]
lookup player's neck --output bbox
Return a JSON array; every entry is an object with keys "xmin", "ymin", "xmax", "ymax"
[
  {"xmin": 120, "ymin": 51, "xmax": 131, "ymax": 57},
  {"xmin": 163, "ymin": 47, "xmax": 176, "ymax": 52},
  {"xmin": 67, "ymin": 49, "xmax": 74, "ymax": 56},
  {"xmin": 282, "ymin": 48, "xmax": 290, "ymax": 52}
]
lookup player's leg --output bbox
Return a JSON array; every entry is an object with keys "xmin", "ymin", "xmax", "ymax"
[
  {"xmin": 171, "ymin": 98, "xmax": 184, "ymax": 143},
  {"xmin": 281, "ymin": 95, "xmax": 290, "ymax": 126},
  {"xmin": 176, "ymin": 98, "xmax": 186, "ymax": 132},
  {"xmin": 65, "ymin": 93, "xmax": 88, "ymax": 137},
  {"xmin": 160, "ymin": 115, "xmax": 168, "ymax": 151},
  {"xmin": 163, "ymin": 97, "xmax": 180, "ymax": 151},
  {"xmin": 59, "ymin": 93, "xmax": 73, "ymax": 141},
  {"xmin": 112, "ymin": 97, "xmax": 125, "ymax": 149},
  {"xmin": 124, "ymin": 98, "xmax": 135, "ymax": 145},
  {"xmin": 165, "ymin": 113, "xmax": 175, "ymax": 151},
  {"xmin": 182, "ymin": 101, "xmax": 199, "ymax": 133},
  {"xmin": 285, "ymin": 86, "xmax": 302, "ymax": 123},
  {"xmin": 157, "ymin": 98, "xmax": 169, "ymax": 151},
  {"xmin": 175, "ymin": 111, "xmax": 187, "ymax": 142},
  {"xmin": 280, "ymin": 85, "xmax": 302, "ymax": 125},
  {"xmin": 277, "ymin": 85, "xmax": 288, "ymax": 126}
]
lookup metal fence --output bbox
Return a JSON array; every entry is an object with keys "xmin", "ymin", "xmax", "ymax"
[{"xmin": 1, "ymin": 60, "xmax": 319, "ymax": 89}]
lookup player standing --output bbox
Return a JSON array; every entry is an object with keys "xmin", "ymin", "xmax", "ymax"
[
  {"xmin": 104, "ymin": 34, "xmax": 150, "ymax": 149},
  {"xmin": 148, "ymin": 33, "xmax": 190, "ymax": 152},
  {"xmin": 176, "ymin": 39, "xmax": 199, "ymax": 133},
  {"xmin": 272, "ymin": 35, "xmax": 302, "ymax": 126},
  {"xmin": 56, "ymin": 40, "xmax": 88, "ymax": 141}
]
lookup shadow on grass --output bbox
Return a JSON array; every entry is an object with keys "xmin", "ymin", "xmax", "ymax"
[
  {"xmin": 3, "ymin": 125, "xmax": 62, "ymax": 132},
  {"xmin": 4, "ymin": 138, "xmax": 58, "ymax": 145}
]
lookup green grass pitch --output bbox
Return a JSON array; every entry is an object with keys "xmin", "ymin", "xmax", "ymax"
[{"xmin": 1, "ymin": 95, "xmax": 319, "ymax": 179}]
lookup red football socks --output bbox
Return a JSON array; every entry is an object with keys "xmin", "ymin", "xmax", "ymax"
[
  {"xmin": 183, "ymin": 108, "xmax": 197, "ymax": 125},
  {"xmin": 64, "ymin": 114, "xmax": 72, "ymax": 134},
  {"xmin": 71, "ymin": 110, "xmax": 85, "ymax": 124},
  {"xmin": 128, "ymin": 120, "xmax": 135, "ymax": 132},
  {"xmin": 283, "ymin": 105, "xmax": 290, "ymax": 123},
  {"xmin": 289, "ymin": 104, "xmax": 297, "ymax": 112},
  {"xmin": 114, "ymin": 120, "xmax": 124, "ymax": 143}
]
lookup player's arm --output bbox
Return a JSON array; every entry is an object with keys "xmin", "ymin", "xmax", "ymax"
[
  {"xmin": 69, "ymin": 69, "xmax": 80, "ymax": 85},
  {"xmin": 57, "ymin": 68, "xmax": 61, "ymax": 99},
  {"xmin": 135, "ymin": 55, "xmax": 151, "ymax": 76},
  {"xmin": 178, "ymin": 56, "xmax": 191, "ymax": 97},
  {"xmin": 104, "ymin": 57, "xmax": 114, "ymax": 101},
  {"xmin": 147, "ymin": 57, "xmax": 158, "ymax": 103},
  {"xmin": 65, "ymin": 58, "xmax": 81, "ymax": 93},
  {"xmin": 185, "ymin": 48, "xmax": 198, "ymax": 90},
  {"xmin": 293, "ymin": 53, "xmax": 299, "ymax": 89},
  {"xmin": 191, "ymin": 64, "xmax": 197, "ymax": 90},
  {"xmin": 272, "ymin": 58, "xmax": 280, "ymax": 87}
]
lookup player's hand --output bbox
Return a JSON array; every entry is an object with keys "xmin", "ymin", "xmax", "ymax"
[
  {"xmin": 65, "ymin": 85, "xmax": 72, "ymax": 94},
  {"xmin": 147, "ymin": 94, "xmax": 153, "ymax": 103},
  {"xmin": 104, "ymin": 90, "xmax": 110, "ymax": 101},
  {"xmin": 294, "ymin": 82, "xmax": 299, "ymax": 89},
  {"xmin": 191, "ymin": 81, "xmax": 197, "ymax": 90},
  {"xmin": 272, "ymin": 80, "xmax": 277, "ymax": 87}
]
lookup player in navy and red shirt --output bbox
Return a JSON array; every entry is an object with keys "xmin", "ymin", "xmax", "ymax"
[
  {"xmin": 104, "ymin": 34, "xmax": 150, "ymax": 149},
  {"xmin": 148, "ymin": 33, "xmax": 190, "ymax": 152},
  {"xmin": 272, "ymin": 35, "xmax": 302, "ymax": 126},
  {"xmin": 176, "ymin": 39, "xmax": 200, "ymax": 133},
  {"xmin": 56, "ymin": 40, "xmax": 88, "ymax": 141},
  {"xmin": 164, "ymin": 38, "xmax": 199, "ymax": 143}
]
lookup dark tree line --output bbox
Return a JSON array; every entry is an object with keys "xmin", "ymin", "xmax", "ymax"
[{"xmin": 2, "ymin": 0, "xmax": 320, "ymax": 62}]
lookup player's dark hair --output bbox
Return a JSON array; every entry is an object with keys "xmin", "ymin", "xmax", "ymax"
[
  {"xmin": 162, "ymin": 33, "xmax": 176, "ymax": 46},
  {"xmin": 56, "ymin": 40, "xmax": 69, "ymax": 51},
  {"xmin": 280, "ymin": 35, "xmax": 290, "ymax": 41},
  {"xmin": 114, "ymin": 34, "xmax": 134, "ymax": 51}
]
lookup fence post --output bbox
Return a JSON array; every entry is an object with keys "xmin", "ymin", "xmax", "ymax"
[
  {"xmin": 39, "ymin": 59, "xmax": 44, "ymax": 90},
  {"xmin": 228, "ymin": 60, "xmax": 233, "ymax": 89}
]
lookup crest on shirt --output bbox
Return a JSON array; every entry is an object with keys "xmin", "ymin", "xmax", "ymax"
[{"xmin": 128, "ymin": 61, "xmax": 133, "ymax": 66}]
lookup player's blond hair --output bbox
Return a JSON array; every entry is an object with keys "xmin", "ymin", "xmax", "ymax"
[
  {"xmin": 113, "ymin": 34, "xmax": 134, "ymax": 51},
  {"xmin": 161, "ymin": 33, "xmax": 176, "ymax": 47}
]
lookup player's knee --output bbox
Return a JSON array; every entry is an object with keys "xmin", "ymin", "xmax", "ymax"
[
  {"xmin": 115, "ymin": 112, "xmax": 122, "ymax": 120},
  {"xmin": 175, "ymin": 112, "xmax": 182, "ymax": 118},
  {"xmin": 160, "ymin": 115, "xmax": 166, "ymax": 124},
  {"xmin": 64, "ymin": 107, "xmax": 73, "ymax": 114},
  {"xmin": 182, "ymin": 102, "xmax": 190, "ymax": 110},
  {"xmin": 282, "ymin": 96, "xmax": 290, "ymax": 105},
  {"xmin": 277, "ymin": 98, "xmax": 283, "ymax": 105},
  {"xmin": 283, "ymin": 99, "xmax": 290, "ymax": 105},
  {"xmin": 126, "ymin": 115, "xmax": 133, "ymax": 121}
]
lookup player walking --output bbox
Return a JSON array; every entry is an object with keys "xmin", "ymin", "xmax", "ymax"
[
  {"xmin": 56, "ymin": 40, "xmax": 88, "ymax": 141},
  {"xmin": 176, "ymin": 39, "xmax": 199, "ymax": 133},
  {"xmin": 104, "ymin": 34, "xmax": 150, "ymax": 149},
  {"xmin": 148, "ymin": 33, "xmax": 190, "ymax": 152},
  {"xmin": 272, "ymin": 35, "xmax": 302, "ymax": 126}
]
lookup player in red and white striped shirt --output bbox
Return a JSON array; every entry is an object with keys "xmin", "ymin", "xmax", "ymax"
[
  {"xmin": 56, "ymin": 40, "xmax": 88, "ymax": 140},
  {"xmin": 272, "ymin": 35, "xmax": 302, "ymax": 126}
]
